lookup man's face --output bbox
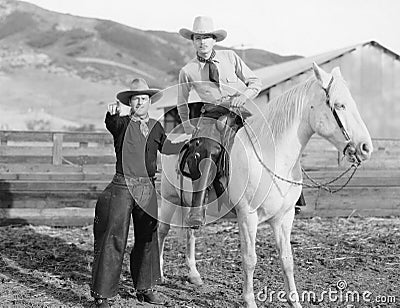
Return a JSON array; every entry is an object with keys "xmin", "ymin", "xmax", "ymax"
[
  {"xmin": 192, "ymin": 34, "xmax": 216, "ymax": 56},
  {"xmin": 130, "ymin": 94, "xmax": 150, "ymax": 117}
]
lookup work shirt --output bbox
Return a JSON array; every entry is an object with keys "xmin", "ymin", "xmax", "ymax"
[
  {"xmin": 177, "ymin": 49, "xmax": 262, "ymax": 122},
  {"xmin": 105, "ymin": 112, "xmax": 186, "ymax": 178}
]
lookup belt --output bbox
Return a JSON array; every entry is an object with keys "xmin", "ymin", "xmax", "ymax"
[{"xmin": 112, "ymin": 173, "xmax": 155, "ymax": 186}]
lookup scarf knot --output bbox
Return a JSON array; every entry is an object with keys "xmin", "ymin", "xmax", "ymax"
[{"xmin": 130, "ymin": 114, "xmax": 150, "ymax": 137}]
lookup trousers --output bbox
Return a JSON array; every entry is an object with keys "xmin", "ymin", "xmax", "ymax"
[{"xmin": 91, "ymin": 173, "xmax": 161, "ymax": 299}]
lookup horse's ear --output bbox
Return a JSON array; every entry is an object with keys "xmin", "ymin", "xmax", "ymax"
[
  {"xmin": 312, "ymin": 62, "xmax": 331, "ymax": 88},
  {"xmin": 331, "ymin": 66, "xmax": 342, "ymax": 77}
]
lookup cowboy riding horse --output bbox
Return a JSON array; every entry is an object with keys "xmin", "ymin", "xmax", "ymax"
[{"xmin": 178, "ymin": 97, "xmax": 252, "ymax": 227}]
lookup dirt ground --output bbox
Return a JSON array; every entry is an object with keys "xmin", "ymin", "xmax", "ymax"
[{"xmin": 0, "ymin": 217, "xmax": 399, "ymax": 308}]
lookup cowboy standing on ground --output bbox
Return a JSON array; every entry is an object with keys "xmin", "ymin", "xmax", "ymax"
[
  {"xmin": 91, "ymin": 78, "xmax": 188, "ymax": 307},
  {"xmin": 177, "ymin": 16, "xmax": 306, "ymax": 227}
]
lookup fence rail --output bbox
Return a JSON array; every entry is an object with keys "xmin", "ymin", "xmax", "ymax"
[{"xmin": 0, "ymin": 130, "xmax": 399, "ymax": 225}]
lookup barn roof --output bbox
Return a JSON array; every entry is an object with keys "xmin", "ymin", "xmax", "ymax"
[{"xmin": 255, "ymin": 40, "xmax": 400, "ymax": 94}]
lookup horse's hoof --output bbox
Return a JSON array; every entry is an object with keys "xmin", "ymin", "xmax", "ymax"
[
  {"xmin": 160, "ymin": 276, "xmax": 169, "ymax": 285},
  {"xmin": 188, "ymin": 276, "xmax": 203, "ymax": 286}
]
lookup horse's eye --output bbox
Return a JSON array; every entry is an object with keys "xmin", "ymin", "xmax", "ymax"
[{"xmin": 335, "ymin": 103, "xmax": 346, "ymax": 110}]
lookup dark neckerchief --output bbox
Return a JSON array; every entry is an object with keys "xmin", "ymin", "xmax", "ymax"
[{"xmin": 197, "ymin": 49, "xmax": 219, "ymax": 86}]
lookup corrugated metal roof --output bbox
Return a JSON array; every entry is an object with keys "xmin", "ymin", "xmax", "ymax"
[{"xmin": 255, "ymin": 40, "xmax": 400, "ymax": 93}]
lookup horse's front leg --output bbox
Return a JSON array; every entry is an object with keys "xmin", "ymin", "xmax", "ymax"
[
  {"xmin": 237, "ymin": 209, "xmax": 259, "ymax": 308},
  {"xmin": 158, "ymin": 194, "xmax": 179, "ymax": 284},
  {"xmin": 158, "ymin": 221, "xmax": 170, "ymax": 284},
  {"xmin": 185, "ymin": 228, "xmax": 203, "ymax": 285},
  {"xmin": 271, "ymin": 208, "xmax": 302, "ymax": 308}
]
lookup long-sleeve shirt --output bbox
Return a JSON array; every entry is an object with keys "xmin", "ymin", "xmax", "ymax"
[
  {"xmin": 105, "ymin": 112, "xmax": 186, "ymax": 178},
  {"xmin": 177, "ymin": 49, "xmax": 262, "ymax": 123}
]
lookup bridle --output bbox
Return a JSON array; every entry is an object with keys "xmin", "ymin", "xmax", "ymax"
[
  {"xmin": 323, "ymin": 76, "xmax": 360, "ymax": 164},
  {"xmin": 239, "ymin": 76, "xmax": 361, "ymax": 194}
]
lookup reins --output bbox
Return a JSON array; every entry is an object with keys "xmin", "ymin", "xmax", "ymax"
[{"xmin": 238, "ymin": 78, "xmax": 360, "ymax": 194}]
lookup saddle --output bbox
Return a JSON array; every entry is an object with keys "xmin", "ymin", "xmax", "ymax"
[{"xmin": 179, "ymin": 102, "xmax": 252, "ymax": 184}]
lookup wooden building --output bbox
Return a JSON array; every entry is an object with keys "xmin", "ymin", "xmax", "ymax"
[{"xmin": 254, "ymin": 40, "xmax": 400, "ymax": 138}]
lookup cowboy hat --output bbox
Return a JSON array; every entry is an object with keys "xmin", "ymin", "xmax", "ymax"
[
  {"xmin": 179, "ymin": 16, "xmax": 227, "ymax": 42},
  {"xmin": 116, "ymin": 78, "xmax": 162, "ymax": 105}
]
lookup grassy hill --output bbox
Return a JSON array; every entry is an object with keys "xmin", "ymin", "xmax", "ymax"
[{"xmin": 0, "ymin": 0, "xmax": 301, "ymax": 130}]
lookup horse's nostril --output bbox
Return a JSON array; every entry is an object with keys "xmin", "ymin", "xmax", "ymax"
[{"xmin": 360, "ymin": 143, "xmax": 370, "ymax": 155}]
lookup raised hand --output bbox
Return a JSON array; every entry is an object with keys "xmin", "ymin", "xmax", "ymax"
[{"xmin": 107, "ymin": 101, "xmax": 121, "ymax": 115}]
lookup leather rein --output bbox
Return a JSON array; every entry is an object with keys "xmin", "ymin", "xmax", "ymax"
[
  {"xmin": 324, "ymin": 77, "xmax": 360, "ymax": 164},
  {"xmin": 240, "ymin": 77, "xmax": 360, "ymax": 194}
]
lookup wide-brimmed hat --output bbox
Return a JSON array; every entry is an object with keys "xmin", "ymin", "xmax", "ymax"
[
  {"xmin": 179, "ymin": 16, "xmax": 227, "ymax": 42},
  {"xmin": 116, "ymin": 78, "xmax": 162, "ymax": 105}
]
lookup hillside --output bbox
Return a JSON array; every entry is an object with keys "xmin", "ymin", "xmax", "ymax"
[{"xmin": 0, "ymin": 0, "xmax": 301, "ymax": 130}]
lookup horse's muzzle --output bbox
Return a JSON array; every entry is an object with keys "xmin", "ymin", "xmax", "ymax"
[
  {"xmin": 357, "ymin": 141, "xmax": 373, "ymax": 161},
  {"xmin": 344, "ymin": 140, "xmax": 372, "ymax": 164},
  {"xmin": 343, "ymin": 142, "xmax": 360, "ymax": 164}
]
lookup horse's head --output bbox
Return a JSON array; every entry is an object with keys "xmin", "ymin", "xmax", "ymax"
[{"xmin": 309, "ymin": 63, "xmax": 373, "ymax": 163}]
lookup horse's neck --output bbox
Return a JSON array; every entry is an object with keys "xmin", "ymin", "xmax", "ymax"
[
  {"xmin": 275, "ymin": 125, "xmax": 307, "ymax": 174},
  {"xmin": 273, "ymin": 86, "xmax": 320, "ymax": 174}
]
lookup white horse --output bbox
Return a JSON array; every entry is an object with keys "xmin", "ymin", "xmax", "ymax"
[{"xmin": 158, "ymin": 63, "xmax": 373, "ymax": 308}]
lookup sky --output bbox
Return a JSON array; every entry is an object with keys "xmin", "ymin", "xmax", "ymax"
[{"xmin": 19, "ymin": 0, "xmax": 400, "ymax": 57}]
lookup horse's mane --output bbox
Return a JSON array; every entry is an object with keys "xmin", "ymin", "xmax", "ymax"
[{"xmin": 252, "ymin": 77, "xmax": 321, "ymax": 141}]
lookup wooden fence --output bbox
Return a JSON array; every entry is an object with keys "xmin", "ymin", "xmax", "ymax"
[
  {"xmin": 301, "ymin": 138, "xmax": 400, "ymax": 217},
  {"xmin": 0, "ymin": 131, "xmax": 114, "ymax": 226},
  {"xmin": 0, "ymin": 130, "xmax": 399, "ymax": 226}
]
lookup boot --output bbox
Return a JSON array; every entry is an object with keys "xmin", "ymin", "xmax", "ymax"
[
  {"xmin": 137, "ymin": 289, "xmax": 166, "ymax": 305},
  {"xmin": 187, "ymin": 178, "xmax": 209, "ymax": 228},
  {"xmin": 295, "ymin": 191, "xmax": 306, "ymax": 215},
  {"xmin": 186, "ymin": 206, "xmax": 204, "ymax": 228}
]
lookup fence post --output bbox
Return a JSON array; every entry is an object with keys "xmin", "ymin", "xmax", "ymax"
[{"xmin": 52, "ymin": 133, "xmax": 63, "ymax": 165}]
